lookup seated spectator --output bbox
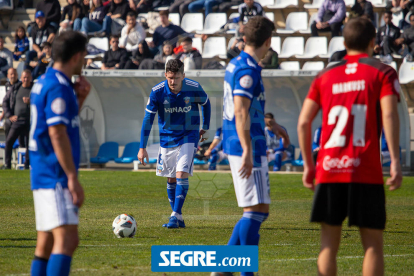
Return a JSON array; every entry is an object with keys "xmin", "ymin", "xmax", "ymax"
[
  {"xmin": 311, "ymin": 0, "xmax": 346, "ymax": 37},
  {"xmin": 0, "ymin": 36, "xmax": 13, "ymax": 81},
  {"xmin": 386, "ymin": 0, "xmax": 413, "ymax": 29},
  {"xmin": 129, "ymin": 0, "xmax": 152, "ymax": 13},
  {"xmin": 175, "ymin": 37, "xmax": 202, "ymax": 69},
  {"xmin": 349, "ymin": 0, "xmax": 374, "ymax": 23},
  {"xmin": 119, "ymin": 11, "xmax": 146, "ymax": 51},
  {"xmin": 81, "ymin": 0, "xmax": 91, "ymax": 16},
  {"xmin": 35, "ymin": 0, "xmax": 61, "ymax": 31},
  {"xmin": 140, "ymin": 41, "xmax": 174, "ymax": 69},
  {"xmin": 60, "ymin": 0, "xmax": 85, "ymax": 32},
  {"xmin": 101, "ymin": 35, "xmax": 129, "ymax": 69},
  {"xmin": 108, "ymin": 0, "xmax": 131, "ymax": 35},
  {"xmin": 238, "ymin": 0, "xmax": 264, "ymax": 34},
  {"xmin": 124, "ymin": 40, "xmax": 153, "ymax": 69},
  {"xmin": 25, "ymin": 11, "xmax": 56, "ymax": 71},
  {"xmin": 30, "ymin": 42, "xmax": 53, "ymax": 79},
  {"xmin": 13, "ymin": 26, "xmax": 29, "ymax": 61},
  {"xmin": 329, "ymin": 49, "xmax": 347, "ymax": 61},
  {"xmin": 227, "ymin": 37, "xmax": 244, "ymax": 59},
  {"xmin": 169, "ymin": 0, "xmax": 193, "ymax": 17},
  {"xmin": 188, "ymin": 0, "xmax": 225, "ymax": 17},
  {"xmin": 80, "ymin": 0, "xmax": 111, "ymax": 36},
  {"xmin": 374, "ymin": 11, "xmax": 402, "ymax": 57},
  {"xmin": 0, "ymin": 68, "xmax": 19, "ymax": 129},
  {"xmin": 395, "ymin": 13, "xmax": 414, "ymax": 60},
  {"xmin": 218, "ymin": 0, "xmax": 243, "ymax": 13},
  {"xmin": 259, "ymin": 47, "xmax": 279, "ymax": 69}
]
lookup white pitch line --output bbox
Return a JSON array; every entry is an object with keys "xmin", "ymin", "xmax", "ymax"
[{"xmin": 273, "ymin": 254, "xmax": 414, "ymax": 262}]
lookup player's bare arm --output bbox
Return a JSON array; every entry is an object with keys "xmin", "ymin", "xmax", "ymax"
[
  {"xmin": 269, "ymin": 119, "xmax": 291, "ymax": 146},
  {"xmin": 234, "ymin": 95, "xmax": 253, "ymax": 179},
  {"xmin": 49, "ymin": 124, "xmax": 84, "ymax": 207},
  {"xmin": 297, "ymin": 99, "xmax": 320, "ymax": 190},
  {"xmin": 204, "ymin": 138, "xmax": 220, "ymax": 157},
  {"xmin": 381, "ymin": 94, "xmax": 402, "ymax": 190}
]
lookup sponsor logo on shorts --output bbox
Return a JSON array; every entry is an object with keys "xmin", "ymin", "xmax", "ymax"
[{"xmin": 322, "ymin": 155, "xmax": 361, "ymax": 171}]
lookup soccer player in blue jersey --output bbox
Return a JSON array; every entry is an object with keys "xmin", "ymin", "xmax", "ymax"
[
  {"xmin": 212, "ymin": 17, "xmax": 288, "ymax": 276},
  {"xmin": 29, "ymin": 31, "xmax": 90, "ymax": 276},
  {"xmin": 138, "ymin": 59, "xmax": 211, "ymax": 228},
  {"xmin": 204, "ymin": 127, "xmax": 228, "ymax": 170}
]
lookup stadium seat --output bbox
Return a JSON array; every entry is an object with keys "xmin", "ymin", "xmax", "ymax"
[
  {"xmin": 279, "ymin": 37, "xmax": 304, "ymax": 58},
  {"xmin": 296, "ymin": 37, "xmax": 327, "ymax": 58},
  {"xmin": 304, "ymin": 0, "xmax": 323, "ymax": 9},
  {"xmin": 302, "ymin": 61, "xmax": 325, "ymax": 70},
  {"xmin": 86, "ymin": 37, "xmax": 109, "ymax": 59},
  {"xmin": 399, "ymin": 62, "xmax": 414, "ymax": 84},
  {"xmin": 181, "ymin": 13, "xmax": 204, "ymax": 33},
  {"xmin": 169, "ymin": 13, "xmax": 180, "ymax": 26},
  {"xmin": 265, "ymin": 12, "xmax": 275, "ymax": 22},
  {"xmin": 268, "ymin": 0, "xmax": 298, "ymax": 9},
  {"xmin": 271, "ymin": 37, "xmax": 281, "ymax": 54},
  {"xmin": 194, "ymin": 159, "xmax": 208, "ymax": 165},
  {"xmin": 299, "ymin": 13, "xmax": 319, "ymax": 34},
  {"xmin": 90, "ymin": 141, "xmax": 119, "ymax": 164},
  {"xmin": 280, "ymin": 61, "xmax": 300, "ymax": 70},
  {"xmin": 370, "ymin": 0, "xmax": 386, "ymax": 7},
  {"xmin": 197, "ymin": 13, "xmax": 227, "ymax": 34},
  {"xmin": 202, "ymin": 37, "xmax": 227, "ymax": 58},
  {"xmin": 28, "ymin": 37, "xmax": 33, "ymax": 51},
  {"xmin": 227, "ymin": 36, "xmax": 237, "ymax": 49},
  {"xmin": 389, "ymin": 61, "xmax": 397, "ymax": 71},
  {"xmin": 256, "ymin": 0, "xmax": 275, "ymax": 7},
  {"xmin": 229, "ymin": 13, "xmax": 239, "ymax": 20},
  {"xmin": 192, "ymin": 37, "xmax": 203, "ymax": 54},
  {"xmin": 218, "ymin": 159, "xmax": 229, "ymax": 165},
  {"xmin": 154, "ymin": 6, "xmax": 169, "ymax": 11},
  {"xmin": 276, "ymin": 12, "xmax": 308, "ymax": 34},
  {"xmin": 137, "ymin": 13, "xmax": 148, "ymax": 19},
  {"xmin": 319, "ymin": 37, "xmax": 345, "ymax": 58},
  {"xmin": 114, "ymin": 142, "xmax": 140, "ymax": 163},
  {"xmin": 292, "ymin": 154, "xmax": 303, "ymax": 166},
  {"xmin": 344, "ymin": 0, "xmax": 354, "ymax": 6},
  {"xmin": 16, "ymin": 62, "xmax": 24, "ymax": 78},
  {"xmin": 0, "ymin": 140, "xmax": 19, "ymax": 149}
]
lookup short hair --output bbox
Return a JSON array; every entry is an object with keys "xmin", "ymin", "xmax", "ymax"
[
  {"xmin": 52, "ymin": 31, "xmax": 87, "ymax": 64},
  {"xmin": 180, "ymin": 36, "xmax": 192, "ymax": 44},
  {"xmin": 110, "ymin": 35, "xmax": 119, "ymax": 40},
  {"xmin": 384, "ymin": 10, "xmax": 392, "ymax": 16},
  {"xmin": 265, "ymin": 113, "xmax": 274, "ymax": 119},
  {"xmin": 343, "ymin": 18, "xmax": 376, "ymax": 52},
  {"xmin": 127, "ymin": 11, "xmax": 136, "ymax": 18},
  {"xmin": 159, "ymin": 10, "xmax": 169, "ymax": 17},
  {"xmin": 22, "ymin": 69, "xmax": 32, "ymax": 76},
  {"xmin": 165, "ymin": 59, "xmax": 184, "ymax": 74},
  {"xmin": 243, "ymin": 16, "xmax": 275, "ymax": 48},
  {"xmin": 41, "ymin": 42, "xmax": 52, "ymax": 49}
]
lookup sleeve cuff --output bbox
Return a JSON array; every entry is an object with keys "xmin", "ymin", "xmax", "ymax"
[
  {"xmin": 233, "ymin": 89, "xmax": 253, "ymax": 99},
  {"xmin": 46, "ymin": 116, "xmax": 70, "ymax": 126},
  {"xmin": 145, "ymin": 108, "xmax": 157, "ymax": 114}
]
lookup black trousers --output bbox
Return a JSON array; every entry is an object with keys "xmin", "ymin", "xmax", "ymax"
[
  {"xmin": 4, "ymin": 119, "xmax": 26, "ymax": 146},
  {"xmin": 311, "ymin": 21, "xmax": 342, "ymax": 37},
  {"xmin": 380, "ymin": 37, "xmax": 402, "ymax": 56},
  {"xmin": 5, "ymin": 120, "xmax": 29, "ymax": 168},
  {"xmin": 169, "ymin": 0, "xmax": 193, "ymax": 17}
]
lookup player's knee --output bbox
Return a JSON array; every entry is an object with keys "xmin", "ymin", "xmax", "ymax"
[
  {"xmin": 176, "ymin": 171, "xmax": 188, "ymax": 179},
  {"xmin": 168, "ymin": 177, "xmax": 177, "ymax": 183}
]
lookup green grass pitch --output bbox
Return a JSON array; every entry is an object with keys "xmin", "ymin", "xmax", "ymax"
[{"xmin": 1, "ymin": 171, "xmax": 414, "ymax": 275}]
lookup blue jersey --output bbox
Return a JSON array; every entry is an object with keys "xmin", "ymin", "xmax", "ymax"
[
  {"xmin": 29, "ymin": 68, "xmax": 80, "ymax": 190},
  {"xmin": 141, "ymin": 78, "xmax": 211, "ymax": 148},
  {"xmin": 222, "ymin": 51, "xmax": 266, "ymax": 165},
  {"xmin": 312, "ymin": 127, "xmax": 322, "ymax": 151},
  {"xmin": 213, "ymin": 127, "xmax": 223, "ymax": 151}
]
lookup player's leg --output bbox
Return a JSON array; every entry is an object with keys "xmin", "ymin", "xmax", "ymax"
[
  {"xmin": 31, "ymin": 231, "xmax": 53, "ymax": 276},
  {"xmin": 318, "ymin": 223, "xmax": 342, "ymax": 276},
  {"xmin": 208, "ymin": 148, "xmax": 219, "ymax": 170},
  {"xmin": 359, "ymin": 228, "xmax": 384, "ymax": 276},
  {"xmin": 167, "ymin": 177, "xmax": 177, "ymax": 211},
  {"xmin": 273, "ymin": 151, "xmax": 283, "ymax": 171}
]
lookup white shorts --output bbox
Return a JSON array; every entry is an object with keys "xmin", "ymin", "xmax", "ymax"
[
  {"xmin": 218, "ymin": 151, "xmax": 228, "ymax": 163},
  {"xmin": 156, "ymin": 143, "xmax": 196, "ymax": 177},
  {"xmin": 33, "ymin": 183, "xmax": 79, "ymax": 232},
  {"xmin": 228, "ymin": 155, "xmax": 271, "ymax": 207}
]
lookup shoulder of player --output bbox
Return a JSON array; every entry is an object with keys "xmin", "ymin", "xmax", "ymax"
[
  {"xmin": 151, "ymin": 80, "xmax": 167, "ymax": 93},
  {"xmin": 33, "ymin": 73, "xmax": 72, "ymax": 95},
  {"xmin": 358, "ymin": 57, "xmax": 396, "ymax": 76},
  {"xmin": 183, "ymin": 78, "xmax": 201, "ymax": 90},
  {"xmin": 314, "ymin": 60, "xmax": 347, "ymax": 80}
]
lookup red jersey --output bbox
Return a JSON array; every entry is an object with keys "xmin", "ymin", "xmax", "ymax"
[{"xmin": 307, "ymin": 54, "xmax": 400, "ymax": 185}]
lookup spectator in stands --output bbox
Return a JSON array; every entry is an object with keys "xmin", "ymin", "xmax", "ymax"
[
  {"xmin": 0, "ymin": 36, "xmax": 13, "ymax": 81},
  {"xmin": 374, "ymin": 11, "xmax": 402, "ymax": 57},
  {"xmin": 238, "ymin": 0, "xmax": 264, "ymax": 34},
  {"xmin": 35, "ymin": 0, "xmax": 61, "ymax": 30},
  {"xmin": 101, "ymin": 35, "xmax": 129, "ymax": 69},
  {"xmin": 218, "ymin": 0, "xmax": 243, "ymax": 13},
  {"xmin": 138, "ymin": 41, "xmax": 174, "ymax": 69},
  {"xmin": 349, "ymin": 0, "xmax": 374, "ymax": 23},
  {"xmin": 13, "ymin": 26, "xmax": 29, "ymax": 61},
  {"xmin": 80, "ymin": 0, "xmax": 111, "ymax": 36},
  {"xmin": 1, "ymin": 68, "xmax": 21, "ymax": 141},
  {"xmin": 169, "ymin": 0, "xmax": 193, "ymax": 17},
  {"xmin": 60, "ymin": 0, "xmax": 85, "ymax": 32},
  {"xmin": 188, "ymin": 0, "xmax": 225, "ymax": 17},
  {"xmin": 259, "ymin": 47, "xmax": 279, "ymax": 69},
  {"xmin": 25, "ymin": 11, "xmax": 56, "ymax": 71},
  {"xmin": 395, "ymin": 13, "xmax": 414, "ymax": 60},
  {"xmin": 80, "ymin": 0, "xmax": 91, "ymax": 18},
  {"xmin": 329, "ymin": 49, "xmax": 347, "ymax": 61},
  {"xmin": 311, "ymin": 0, "xmax": 346, "ymax": 37},
  {"xmin": 227, "ymin": 37, "xmax": 244, "ymax": 59},
  {"xmin": 30, "ymin": 42, "xmax": 53, "ymax": 79},
  {"xmin": 175, "ymin": 36, "xmax": 202, "ymax": 69},
  {"xmin": 107, "ymin": 0, "xmax": 131, "ymax": 35},
  {"xmin": 2, "ymin": 69, "xmax": 32, "ymax": 170},
  {"xmin": 119, "ymin": 11, "xmax": 146, "ymax": 51},
  {"xmin": 124, "ymin": 40, "xmax": 153, "ymax": 69},
  {"xmin": 129, "ymin": 0, "xmax": 152, "ymax": 13},
  {"xmin": 5, "ymin": 68, "xmax": 19, "ymax": 93}
]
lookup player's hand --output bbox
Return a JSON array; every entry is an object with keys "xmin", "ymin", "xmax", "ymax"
[
  {"xmin": 9, "ymin": 115, "xmax": 18, "ymax": 122},
  {"xmin": 138, "ymin": 148, "xmax": 149, "ymax": 166},
  {"xmin": 387, "ymin": 161, "xmax": 402, "ymax": 191},
  {"xmin": 204, "ymin": 148, "xmax": 212, "ymax": 157},
  {"xmin": 239, "ymin": 150, "xmax": 253, "ymax": 179},
  {"xmin": 302, "ymin": 165, "xmax": 315, "ymax": 191},
  {"xmin": 68, "ymin": 176, "xmax": 84, "ymax": 208},
  {"xmin": 74, "ymin": 76, "xmax": 91, "ymax": 102}
]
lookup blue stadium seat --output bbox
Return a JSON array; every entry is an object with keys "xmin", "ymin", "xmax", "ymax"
[
  {"xmin": 194, "ymin": 159, "xmax": 208, "ymax": 165},
  {"xmin": 0, "ymin": 140, "xmax": 19, "ymax": 149},
  {"xmin": 292, "ymin": 153, "xmax": 304, "ymax": 167},
  {"xmin": 115, "ymin": 142, "xmax": 140, "ymax": 163},
  {"xmin": 147, "ymin": 158, "xmax": 157, "ymax": 164},
  {"xmin": 90, "ymin": 142, "xmax": 119, "ymax": 164}
]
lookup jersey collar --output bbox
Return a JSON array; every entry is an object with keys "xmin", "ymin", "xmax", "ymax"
[
  {"xmin": 344, "ymin": 53, "xmax": 369, "ymax": 61},
  {"xmin": 47, "ymin": 67, "xmax": 74, "ymax": 87},
  {"xmin": 240, "ymin": 51, "xmax": 262, "ymax": 72}
]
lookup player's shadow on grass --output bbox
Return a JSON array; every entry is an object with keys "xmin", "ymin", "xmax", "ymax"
[{"xmin": 0, "ymin": 238, "xmax": 37, "ymax": 241}]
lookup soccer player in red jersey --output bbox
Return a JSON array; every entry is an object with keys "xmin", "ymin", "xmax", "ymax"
[{"xmin": 297, "ymin": 18, "xmax": 403, "ymax": 276}]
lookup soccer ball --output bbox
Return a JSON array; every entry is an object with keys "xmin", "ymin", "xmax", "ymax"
[{"xmin": 112, "ymin": 214, "xmax": 137, "ymax": 238}]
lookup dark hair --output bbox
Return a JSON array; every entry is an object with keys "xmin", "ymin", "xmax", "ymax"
[
  {"xmin": 135, "ymin": 40, "xmax": 152, "ymax": 58},
  {"xmin": 265, "ymin": 113, "xmax": 274, "ymax": 119},
  {"xmin": 163, "ymin": 40, "xmax": 172, "ymax": 46},
  {"xmin": 384, "ymin": 10, "xmax": 392, "ymax": 16},
  {"xmin": 15, "ymin": 26, "xmax": 27, "ymax": 41},
  {"xmin": 181, "ymin": 36, "xmax": 192, "ymax": 44},
  {"xmin": 110, "ymin": 35, "xmax": 119, "ymax": 40},
  {"xmin": 41, "ymin": 42, "xmax": 52, "ymax": 49},
  {"xmin": 127, "ymin": 11, "xmax": 136, "ymax": 18},
  {"xmin": 52, "ymin": 31, "xmax": 87, "ymax": 63},
  {"xmin": 343, "ymin": 18, "xmax": 376, "ymax": 51},
  {"xmin": 165, "ymin": 59, "xmax": 184, "ymax": 74},
  {"xmin": 243, "ymin": 16, "xmax": 275, "ymax": 48},
  {"xmin": 159, "ymin": 10, "xmax": 169, "ymax": 16}
]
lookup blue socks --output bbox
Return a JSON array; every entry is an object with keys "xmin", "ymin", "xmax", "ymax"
[
  {"xmin": 227, "ymin": 219, "xmax": 242, "ymax": 245},
  {"xmin": 173, "ymin": 178, "xmax": 189, "ymax": 215},
  {"xmin": 31, "ymin": 256, "xmax": 48, "ymax": 276},
  {"xmin": 209, "ymin": 149, "xmax": 219, "ymax": 170},
  {"xmin": 273, "ymin": 152, "xmax": 282, "ymax": 171},
  {"xmin": 46, "ymin": 254, "xmax": 72, "ymax": 276},
  {"xmin": 167, "ymin": 181, "xmax": 177, "ymax": 210}
]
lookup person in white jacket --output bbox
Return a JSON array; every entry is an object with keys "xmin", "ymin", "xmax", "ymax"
[{"xmin": 119, "ymin": 11, "xmax": 146, "ymax": 52}]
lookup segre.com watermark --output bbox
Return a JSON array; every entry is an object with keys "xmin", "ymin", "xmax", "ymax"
[{"xmin": 151, "ymin": 245, "xmax": 258, "ymax": 272}]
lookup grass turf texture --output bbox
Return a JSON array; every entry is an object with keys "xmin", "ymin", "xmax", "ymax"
[{"xmin": 0, "ymin": 171, "xmax": 413, "ymax": 275}]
